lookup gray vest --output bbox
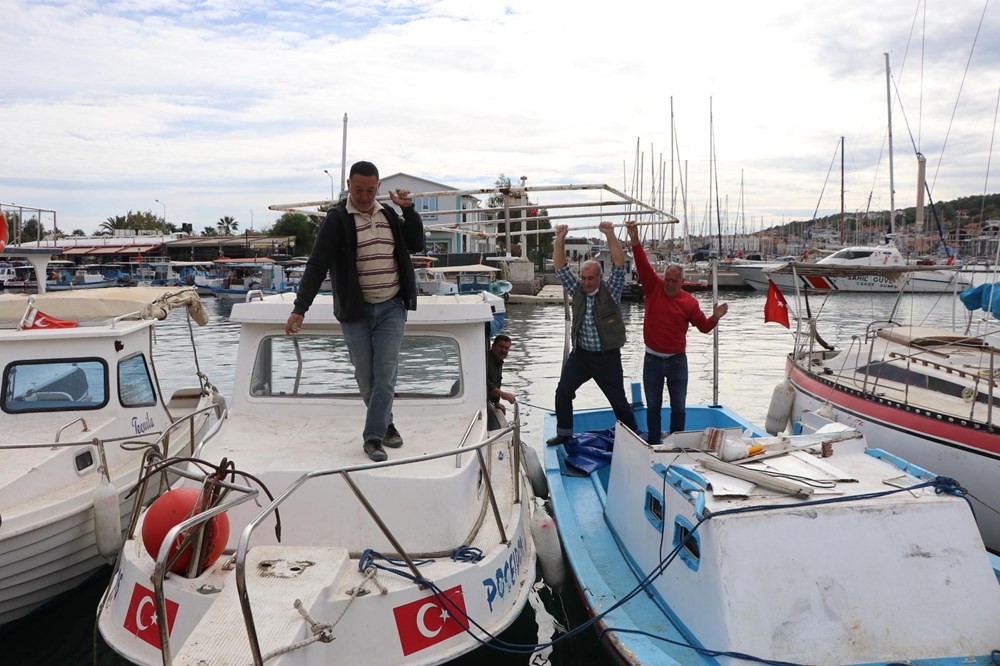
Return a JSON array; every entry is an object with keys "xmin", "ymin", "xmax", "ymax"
[{"xmin": 571, "ymin": 281, "xmax": 626, "ymax": 351}]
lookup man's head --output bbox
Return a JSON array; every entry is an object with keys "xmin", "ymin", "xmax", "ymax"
[
  {"xmin": 491, "ymin": 334, "xmax": 512, "ymax": 360},
  {"xmin": 579, "ymin": 260, "xmax": 603, "ymax": 294},
  {"xmin": 347, "ymin": 161, "xmax": 380, "ymax": 214},
  {"xmin": 662, "ymin": 263, "xmax": 684, "ymax": 297}
]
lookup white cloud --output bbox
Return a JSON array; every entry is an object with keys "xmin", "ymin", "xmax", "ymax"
[{"xmin": 1, "ymin": 0, "xmax": 999, "ymax": 234}]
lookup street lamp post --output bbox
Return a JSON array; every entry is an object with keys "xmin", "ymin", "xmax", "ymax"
[
  {"xmin": 322, "ymin": 170, "xmax": 336, "ymax": 202},
  {"xmin": 155, "ymin": 199, "xmax": 166, "ymax": 225}
]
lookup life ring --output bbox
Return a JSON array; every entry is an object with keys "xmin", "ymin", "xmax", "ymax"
[{"xmin": 0, "ymin": 210, "xmax": 7, "ymax": 254}]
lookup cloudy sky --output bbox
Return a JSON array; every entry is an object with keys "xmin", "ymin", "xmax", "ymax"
[{"xmin": 2, "ymin": 0, "xmax": 998, "ymax": 236}]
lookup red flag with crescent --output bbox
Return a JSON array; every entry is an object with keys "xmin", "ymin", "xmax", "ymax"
[
  {"xmin": 20, "ymin": 304, "xmax": 79, "ymax": 329},
  {"xmin": 122, "ymin": 582, "xmax": 179, "ymax": 648},
  {"xmin": 393, "ymin": 585, "xmax": 467, "ymax": 656},
  {"xmin": 764, "ymin": 279, "xmax": 790, "ymax": 328}
]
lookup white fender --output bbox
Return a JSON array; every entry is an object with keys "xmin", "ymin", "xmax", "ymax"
[
  {"xmin": 765, "ymin": 380, "xmax": 795, "ymax": 435},
  {"xmin": 520, "ymin": 442, "xmax": 548, "ymax": 499},
  {"xmin": 93, "ymin": 474, "xmax": 122, "ymax": 562},
  {"xmin": 529, "ymin": 499, "xmax": 565, "ymax": 592}
]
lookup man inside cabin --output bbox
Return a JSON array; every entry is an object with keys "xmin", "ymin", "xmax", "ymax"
[
  {"xmin": 487, "ymin": 334, "xmax": 516, "ymax": 430},
  {"xmin": 285, "ymin": 160, "xmax": 425, "ymax": 462},
  {"xmin": 546, "ymin": 222, "xmax": 639, "ymax": 446},
  {"xmin": 625, "ymin": 221, "xmax": 728, "ymax": 443}
]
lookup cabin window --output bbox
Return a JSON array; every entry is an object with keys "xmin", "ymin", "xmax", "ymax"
[
  {"xmin": 250, "ymin": 334, "xmax": 462, "ymax": 399},
  {"xmin": 673, "ymin": 515, "xmax": 701, "ymax": 571},
  {"xmin": 644, "ymin": 486, "xmax": 665, "ymax": 532},
  {"xmin": 2, "ymin": 359, "xmax": 108, "ymax": 413},
  {"xmin": 118, "ymin": 353, "xmax": 157, "ymax": 407}
]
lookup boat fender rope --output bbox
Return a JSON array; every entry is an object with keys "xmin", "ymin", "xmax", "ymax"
[{"xmin": 451, "ymin": 545, "xmax": 484, "ymax": 562}]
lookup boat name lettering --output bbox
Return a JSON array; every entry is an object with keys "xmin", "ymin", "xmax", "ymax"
[
  {"xmin": 482, "ymin": 534, "xmax": 525, "ymax": 612},
  {"xmin": 132, "ymin": 413, "xmax": 155, "ymax": 435}
]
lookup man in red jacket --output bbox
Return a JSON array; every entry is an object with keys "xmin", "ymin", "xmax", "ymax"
[{"xmin": 625, "ymin": 221, "xmax": 728, "ymax": 443}]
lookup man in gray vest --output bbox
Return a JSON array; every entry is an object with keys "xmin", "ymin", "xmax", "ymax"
[{"xmin": 546, "ymin": 221, "xmax": 639, "ymax": 446}]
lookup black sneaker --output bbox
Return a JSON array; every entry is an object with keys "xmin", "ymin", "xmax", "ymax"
[
  {"xmin": 546, "ymin": 434, "xmax": 571, "ymax": 446},
  {"xmin": 363, "ymin": 439, "xmax": 387, "ymax": 462},
  {"xmin": 383, "ymin": 423, "xmax": 403, "ymax": 448}
]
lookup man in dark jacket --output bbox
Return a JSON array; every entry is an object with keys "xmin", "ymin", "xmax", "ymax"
[{"xmin": 285, "ymin": 161, "xmax": 424, "ymax": 461}]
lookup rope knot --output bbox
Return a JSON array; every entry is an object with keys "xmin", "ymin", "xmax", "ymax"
[{"xmin": 932, "ymin": 476, "xmax": 966, "ymax": 497}]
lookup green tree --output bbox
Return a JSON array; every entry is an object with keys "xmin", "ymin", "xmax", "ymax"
[
  {"xmin": 271, "ymin": 212, "xmax": 318, "ymax": 254},
  {"xmin": 216, "ymin": 216, "xmax": 239, "ymax": 236},
  {"xmin": 100, "ymin": 210, "xmax": 171, "ymax": 234},
  {"xmin": 23, "ymin": 216, "xmax": 44, "ymax": 241},
  {"xmin": 71, "ymin": 229, "xmax": 86, "ymax": 236},
  {"xmin": 201, "ymin": 227, "xmax": 219, "ymax": 236}
]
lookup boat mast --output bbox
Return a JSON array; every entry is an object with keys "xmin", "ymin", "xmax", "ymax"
[
  {"xmin": 840, "ymin": 136, "xmax": 845, "ymax": 245},
  {"xmin": 885, "ymin": 52, "xmax": 896, "ymax": 237}
]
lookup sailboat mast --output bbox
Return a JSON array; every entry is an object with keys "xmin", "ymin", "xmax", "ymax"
[
  {"xmin": 840, "ymin": 136, "xmax": 845, "ymax": 245},
  {"xmin": 885, "ymin": 52, "xmax": 896, "ymax": 236}
]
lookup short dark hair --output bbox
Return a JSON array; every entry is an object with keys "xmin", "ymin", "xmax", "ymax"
[
  {"xmin": 349, "ymin": 161, "xmax": 379, "ymax": 180},
  {"xmin": 492, "ymin": 334, "xmax": 512, "ymax": 346}
]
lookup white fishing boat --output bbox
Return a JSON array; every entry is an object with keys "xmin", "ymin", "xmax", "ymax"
[
  {"xmin": 731, "ymin": 242, "xmax": 971, "ymax": 293},
  {"xmin": 544, "ymin": 394, "xmax": 1000, "ymax": 663},
  {"xmin": 209, "ymin": 260, "xmax": 296, "ymax": 300},
  {"xmin": 97, "ymin": 289, "xmax": 540, "ymax": 665},
  {"xmin": 0, "ymin": 285, "xmax": 224, "ymax": 627}
]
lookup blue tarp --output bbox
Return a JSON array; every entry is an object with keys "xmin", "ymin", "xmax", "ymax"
[
  {"xmin": 562, "ymin": 428, "xmax": 647, "ymax": 475},
  {"xmin": 960, "ymin": 283, "xmax": 1000, "ymax": 318}
]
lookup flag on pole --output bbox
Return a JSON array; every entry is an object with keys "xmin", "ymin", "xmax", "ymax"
[
  {"xmin": 763, "ymin": 279, "xmax": 790, "ymax": 328},
  {"xmin": 20, "ymin": 304, "xmax": 79, "ymax": 330}
]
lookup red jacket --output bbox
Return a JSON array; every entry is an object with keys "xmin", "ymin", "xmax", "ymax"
[{"xmin": 632, "ymin": 242, "xmax": 716, "ymax": 354}]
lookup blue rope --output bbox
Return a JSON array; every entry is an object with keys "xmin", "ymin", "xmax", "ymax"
[{"xmin": 451, "ymin": 545, "xmax": 484, "ymax": 562}]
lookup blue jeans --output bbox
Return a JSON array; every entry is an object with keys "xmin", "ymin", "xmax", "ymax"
[
  {"xmin": 553, "ymin": 348, "xmax": 638, "ymax": 437},
  {"xmin": 340, "ymin": 297, "xmax": 407, "ymax": 443},
  {"xmin": 643, "ymin": 352, "xmax": 688, "ymax": 444}
]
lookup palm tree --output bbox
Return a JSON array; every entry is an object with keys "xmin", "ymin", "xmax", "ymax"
[
  {"xmin": 101, "ymin": 215, "xmax": 130, "ymax": 235},
  {"xmin": 217, "ymin": 216, "xmax": 238, "ymax": 236}
]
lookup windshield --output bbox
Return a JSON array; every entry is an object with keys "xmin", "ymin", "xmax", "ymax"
[{"xmin": 250, "ymin": 334, "xmax": 463, "ymax": 399}]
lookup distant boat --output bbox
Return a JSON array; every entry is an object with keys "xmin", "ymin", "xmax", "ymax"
[{"xmin": 730, "ymin": 242, "xmax": 970, "ymax": 293}]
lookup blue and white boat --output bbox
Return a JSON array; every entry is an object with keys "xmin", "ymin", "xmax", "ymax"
[{"xmin": 543, "ymin": 388, "xmax": 1000, "ymax": 664}]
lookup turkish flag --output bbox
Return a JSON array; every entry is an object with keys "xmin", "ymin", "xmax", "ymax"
[
  {"xmin": 764, "ymin": 279, "xmax": 790, "ymax": 328},
  {"xmin": 122, "ymin": 582, "xmax": 180, "ymax": 649},
  {"xmin": 20, "ymin": 305, "xmax": 78, "ymax": 329},
  {"xmin": 393, "ymin": 585, "xmax": 468, "ymax": 656}
]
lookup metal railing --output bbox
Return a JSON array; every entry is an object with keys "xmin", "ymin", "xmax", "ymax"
[{"xmin": 234, "ymin": 420, "xmax": 520, "ymax": 666}]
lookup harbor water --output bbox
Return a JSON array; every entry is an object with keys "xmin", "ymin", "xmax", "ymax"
[{"xmin": 0, "ymin": 286, "xmax": 976, "ymax": 665}]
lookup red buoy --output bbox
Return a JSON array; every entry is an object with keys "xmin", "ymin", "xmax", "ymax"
[{"xmin": 141, "ymin": 487, "xmax": 230, "ymax": 574}]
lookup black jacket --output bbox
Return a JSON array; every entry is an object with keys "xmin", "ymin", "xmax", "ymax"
[{"xmin": 292, "ymin": 201, "xmax": 424, "ymax": 322}]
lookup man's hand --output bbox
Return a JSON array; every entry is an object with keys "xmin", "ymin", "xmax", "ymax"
[
  {"xmin": 713, "ymin": 303, "xmax": 729, "ymax": 321},
  {"xmin": 555, "ymin": 224, "xmax": 569, "ymax": 240},
  {"xmin": 285, "ymin": 313, "xmax": 304, "ymax": 335},
  {"xmin": 599, "ymin": 220, "xmax": 615, "ymax": 235},
  {"xmin": 388, "ymin": 188, "xmax": 414, "ymax": 208},
  {"xmin": 625, "ymin": 220, "xmax": 640, "ymax": 243},
  {"xmin": 499, "ymin": 389, "xmax": 516, "ymax": 404}
]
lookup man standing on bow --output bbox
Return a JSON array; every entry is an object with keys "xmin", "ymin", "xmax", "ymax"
[
  {"xmin": 626, "ymin": 221, "xmax": 728, "ymax": 443},
  {"xmin": 546, "ymin": 222, "xmax": 639, "ymax": 446},
  {"xmin": 285, "ymin": 160, "xmax": 424, "ymax": 462}
]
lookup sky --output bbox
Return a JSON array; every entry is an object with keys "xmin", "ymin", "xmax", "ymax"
[{"xmin": 2, "ymin": 0, "xmax": 1000, "ymax": 237}]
